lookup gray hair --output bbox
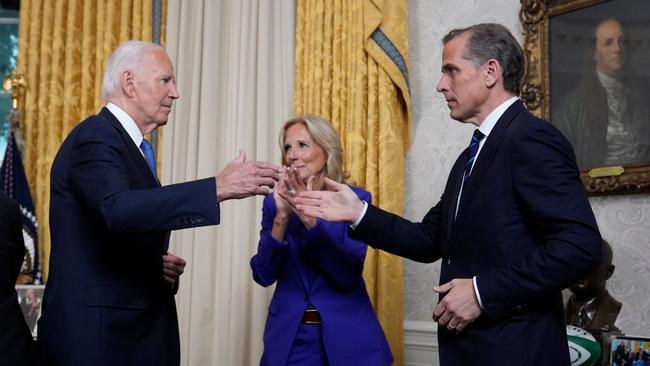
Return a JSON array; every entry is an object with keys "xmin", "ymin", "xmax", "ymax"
[
  {"xmin": 279, "ymin": 115, "xmax": 347, "ymax": 183},
  {"xmin": 102, "ymin": 40, "xmax": 164, "ymax": 101},
  {"xmin": 443, "ymin": 23, "xmax": 525, "ymax": 95}
]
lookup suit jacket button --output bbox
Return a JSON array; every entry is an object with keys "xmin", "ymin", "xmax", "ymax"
[{"xmin": 447, "ymin": 258, "xmax": 451, "ymax": 265}]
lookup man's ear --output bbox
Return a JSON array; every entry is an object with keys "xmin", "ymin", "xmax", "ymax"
[
  {"xmin": 122, "ymin": 70, "xmax": 136, "ymax": 97},
  {"xmin": 484, "ymin": 59, "xmax": 499, "ymax": 88},
  {"xmin": 606, "ymin": 264, "xmax": 615, "ymax": 280}
]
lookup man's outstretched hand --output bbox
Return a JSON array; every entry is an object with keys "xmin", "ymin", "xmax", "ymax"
[
  {"xmin": 216, "ymin": 151, "xmax": 281, "ymax": 202},
  {"xmin": 294, "ymin": 177, "xmax": 365, "ymax": 224}
]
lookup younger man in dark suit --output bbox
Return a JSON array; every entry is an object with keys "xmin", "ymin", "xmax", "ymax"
[{"xmin": 296, "ymin": 23, "xmax": 601, "ymax": 365}]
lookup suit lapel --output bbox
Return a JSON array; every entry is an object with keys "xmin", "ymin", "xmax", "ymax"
[
  {"xmin": 450, "ymin": 101, "xmax": 525, "ymax": 243},
  {"xmin": 98, "ymin": 108, "xmax": 166, "ymax": 255},
  {"xmin": 444, "ymin": 151, "xmax": 467, "ymax": 246},
  {"xmin": 99, "ymin": 108, "xmax": 160, "ymax": 188}
]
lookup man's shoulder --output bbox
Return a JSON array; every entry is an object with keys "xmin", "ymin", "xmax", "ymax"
[
  {"xmin": 501, "ymin": 110, "xmax": 576, "ymax": 160},
  {"xmin": 77, "ymin": 109, "xmax": 114, "ymax": 131},
  {"xmin": 509, "ymin": 110, "xmax": 564, "ymax": 139},
  {"xmin": 490, "ymin": 100, "xmax": 542, "ymax": 137},
  {"xmin": 556, "ymin": 74, "xmax": 604, "ymax": 106},
  {"xmin": 53, "ymin": 110, "xmax": 123, "ymax": 168},
  {"xmin": 67, "ymin": 110, "xmax": 120, "ymax": 142}
]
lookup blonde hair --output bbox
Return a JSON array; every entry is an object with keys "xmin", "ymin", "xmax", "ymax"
[{"xmin": 279, "ymin": 115, "xmax": 348, "ymax": 183}]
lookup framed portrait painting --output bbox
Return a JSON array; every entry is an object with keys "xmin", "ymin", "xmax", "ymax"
[{"xmin": 520, "ymin": 0, "xmax": 650, "ymax": 195}]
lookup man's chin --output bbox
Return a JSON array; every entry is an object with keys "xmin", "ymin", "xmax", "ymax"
[
  {"xmin": 449, "ymin": 111, "xmax": 467, "ymax": 123},
  {"xmin": 159, "ymin": 113, "xmax": 171, "ymax": 124}
]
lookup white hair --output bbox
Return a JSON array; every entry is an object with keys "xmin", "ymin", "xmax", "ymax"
[{"xmin": 102, "ymin": 40, "xmax": 164, "ymax": 102}]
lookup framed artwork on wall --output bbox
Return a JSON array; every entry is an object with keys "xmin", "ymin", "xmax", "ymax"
[
  {"xmin": 609, "ymin": 335, "xmax": 650, "ymax": 366},
  {"xmin": 520, "ymin": 0, "xmax": 650, "ymax": 195}
]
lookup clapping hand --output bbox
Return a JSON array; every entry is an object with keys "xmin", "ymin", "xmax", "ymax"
[{"xmin": 275, "ymin": 167, "xmax": 317, "ymax": 229}]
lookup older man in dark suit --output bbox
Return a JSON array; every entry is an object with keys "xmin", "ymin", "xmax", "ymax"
[
  {"xmin": 0, "ymin": 192, "xmax": 37, "ymax": 365},
  {"xmin": 38, "ymin": 41, "xmax": 280, "ymax": 365},
  {"xmin": 295, "ymin": 23, "xmax": 602, "ymax": 365}
]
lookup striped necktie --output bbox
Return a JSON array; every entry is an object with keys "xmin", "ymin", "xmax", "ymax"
[
  {"xmin": 463, "ymin": 129, "xmax": 485, "ymax": 183},
  {"xmin": 140, "ymin": 139, "xmax": 157, "ymax": 177},
  {"xmin": 454, "ymin": 129, "xmax": 485, "ymax": 220}
]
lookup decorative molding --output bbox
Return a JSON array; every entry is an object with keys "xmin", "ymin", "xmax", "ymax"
[
  {"xmin": 404, "ymin": 320, "xmax": 438, "ymax": 366},
  {"xmin": 582, "ymin": 166, "xmax": 650, "ymax": 196}
]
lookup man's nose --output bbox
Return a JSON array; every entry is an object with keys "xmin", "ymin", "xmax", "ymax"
[
  {"xmin": 613, "ymin": 41, "xmax": 622, "ymax": 53},
  {"xmin": 169, "ymin": 81, "xmax": 180, "ymax": 99},
  {"xmin": 436, "ymin": 76, "xmax": 447, "ymax": 93}
]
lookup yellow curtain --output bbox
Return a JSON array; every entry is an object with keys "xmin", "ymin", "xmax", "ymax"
[
  {"xmin": 17, "ymin": 0, "xmax": 163, "ymax": 281},
  {"xmin": 294, "ymin": 1, "xmax": 411, "ymax": 364}
]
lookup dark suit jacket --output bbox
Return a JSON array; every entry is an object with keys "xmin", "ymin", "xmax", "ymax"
[
  {"xmin": 351, "ymin": 101, "xmax": 602, "ymax": 365},
  {"xmin": 38, "ymin": 108, "xmax": 219, "ymax": 366},
  {"xmin": 0, "ymin": 192, "xmax": 38, "ymax": 366},
  {"xmin": 251, "ymin": 187, "xmax": 392, "ymax": 366}
]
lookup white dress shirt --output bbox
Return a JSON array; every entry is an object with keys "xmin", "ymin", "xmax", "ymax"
[{"xmin": 105, "ymin": 102, "xmax": 145, "ymax": 157}]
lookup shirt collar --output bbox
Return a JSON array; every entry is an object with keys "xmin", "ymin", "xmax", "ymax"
[
  {"xmin": 477, "ymin": 96, "xmax": 518, "ymax": 138},
  {"xmin": 106, "ymin": 102, "xmax": 144, "ymax": 148},
  {"xmin": 596, "ymin": 70, "xmax": 619, "ymax": 88}
]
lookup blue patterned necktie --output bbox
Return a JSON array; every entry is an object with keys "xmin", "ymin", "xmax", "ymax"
[
  {"xmin": 140, "ymin": 139, "xmax": 157, "ymax": 177},
  {"xmin": 463, "ymin": 129, "xmax": 485, "ymax": 183}
]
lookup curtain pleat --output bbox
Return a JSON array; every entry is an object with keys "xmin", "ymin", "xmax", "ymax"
[
  {"xmin": 16, "ymin": 0, "xmax": 159, "ymax": 281},
  {"xmin": 164, "ymin": 1, "xmax": 296, "ymax": 364},
  {"xmin": 294, "ymin": 1, "xmax": 411, "ymax": 364}
]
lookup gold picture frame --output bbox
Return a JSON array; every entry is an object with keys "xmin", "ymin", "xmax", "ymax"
[{"xmin": 520, "ymin": 0, "xmax": 650, "ymax": 195}]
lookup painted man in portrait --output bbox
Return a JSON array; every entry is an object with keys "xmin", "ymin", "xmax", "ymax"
[{"xmin": 553, "ymin": 18, "xmax": 650, "ymax": 170}]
